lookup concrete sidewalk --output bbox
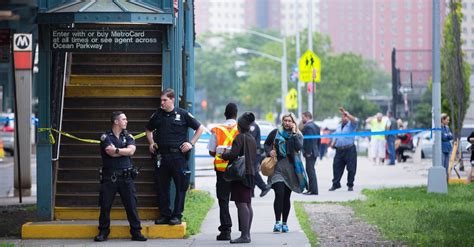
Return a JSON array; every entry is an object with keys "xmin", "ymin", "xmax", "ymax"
[{"xmin": 2, "ymin": 155, "xmax": 463, "ymax": 246}]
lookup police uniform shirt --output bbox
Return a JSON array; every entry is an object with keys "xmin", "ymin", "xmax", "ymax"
[
  {"xmin": 145, "ymin": 107, "xmax": 201, "ymax": 149},
  {"xmin": 100, "ymin": 130, "xmax": 135, "ymax": 169}
]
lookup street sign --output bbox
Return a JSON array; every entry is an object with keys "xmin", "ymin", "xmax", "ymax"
[
  {"xmin": 285, "ymin": 88, "xmax": 298, "ymax": 110},
  {"xmin": 298, "ymin": 50, "xmax": 321, "ymax": 82}
]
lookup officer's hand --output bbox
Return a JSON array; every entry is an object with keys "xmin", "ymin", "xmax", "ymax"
[
  {"xmin": 149, "ymin": 143, "xmax": 157, "ymax": 154},
  {"xmin": 180, "ymin": 142, "xmax": 193, "ymax": 153},
  {"xmin": 105, "ymin": 144, "xmax": 116, "ymax": 156}
]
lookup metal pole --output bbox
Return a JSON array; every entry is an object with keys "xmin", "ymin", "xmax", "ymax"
[
  {"xmin": 295, "ymin": 0, "xmax": 302, "ymax": 119},
  {"xmin": 307, "ymin": 0, "xmax": 313, "ymax": 114},
  {"xmin": 282, "ymin": 39, "xmax": 288, "ymax": 115},
  {"xmin": 427, "ymin": 0, "xmax": 447, "ymax": 193}
]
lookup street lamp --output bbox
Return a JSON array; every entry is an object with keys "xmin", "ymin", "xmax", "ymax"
[
  {"xmin": 231, "ymin": 29, "xmax": 288, "ymax": 115},
  {"xmin": 235, "ymin": 45, "xmax": 287, "ymax": 115}
]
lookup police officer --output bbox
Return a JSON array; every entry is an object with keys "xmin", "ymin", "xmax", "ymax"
[
  {"xmin": 145, "ymin": 88, "xmax": 204, "ymax": 225},
  {"xmin": 95, "ymin": 111, "xmax": 147, "ymax": 242}
]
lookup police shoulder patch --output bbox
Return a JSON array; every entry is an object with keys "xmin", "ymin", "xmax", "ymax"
[{"xmin": 100, "ymin": 134, "xmax": 107, "ymax": 141}]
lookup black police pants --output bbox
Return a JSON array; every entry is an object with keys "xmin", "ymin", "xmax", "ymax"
[
  {"xmin": 155, "ymin": 153, "xmax": 189, "ymax": 219},
  {"xmin": 305, "ymin": 156, "xmax": 319, "ymax": 194},
  {"xmin": 215, "ymin": 171, "xmax": 232, "ymax": 232},
  {"xmin": 98, "ymin": 177, "xmax": 141, "ymax": 235},
  {"xmin": 332, "ymin": 145, "xmax": 357, "ymax": 188}
]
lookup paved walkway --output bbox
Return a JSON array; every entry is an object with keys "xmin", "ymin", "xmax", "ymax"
[{"xmin": 2, "ymin": 154, "xmax": 467, "ymax": 246}]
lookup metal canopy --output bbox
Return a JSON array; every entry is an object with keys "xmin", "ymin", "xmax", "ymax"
[{"xmin": 38, "ymin": 0, "xmax": 173, "ymax": 24}]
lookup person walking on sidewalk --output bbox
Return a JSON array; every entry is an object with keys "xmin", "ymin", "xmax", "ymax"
[
  {"xmin": 366, "ymin": 112, "xmax": 386, "ymax": 165},
  {"xmin": 249, "ymin": 121, "xmax": 271, "ymax": 197},
  {"xmin": 385, "ymin": 110, "xmax": 397, "ymax": 165},
  {"xmin": 467, "ymin": 131, "xmax": 474, "ymax": 183},
  {"xmin": 329, "ymin": 107, "xmax": 358, "ymax": 192},
  {"xmin": 95, "ymin": 111, "xmax": 147, "ymax": 242},
  {"xmin": 302, "ymin": 111, "xmax": 320, "ymax": 195},
  {"xmin": 208, "ymin": 103, "xmax": 239, "ymax": 241},
  {"xmin": 319, "ymin": 127, "xmax": 331, "ymax": 160},
  {"xmin": 264, "ymin": 113, "xmax": 307, "ymax": 233},
  {"xmin": 221, "ymin": 112, "xmax": 257, "ymax": 244},
  {"xmin": 441, "ymin": 113, "xmax": 453, "ymax": 175}
]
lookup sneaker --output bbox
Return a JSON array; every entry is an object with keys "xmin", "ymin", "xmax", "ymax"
[
  {"xmin": 216, "ymin": 231, "xmax": 231, "ymax": 241},
  {"xmin": 281, "ymin": 224, "xmax": 289, "ymax": 233},
  {"xmin": 348, "ymin": 187, "xmax": 354, "ymax": 191},
  {"xmin": 328, "ymin": 185, "xmax": 341, "ymax": 191},
  {"xmin": 273, "ymin": 223, "xmax": 282, "ymax": 232}
]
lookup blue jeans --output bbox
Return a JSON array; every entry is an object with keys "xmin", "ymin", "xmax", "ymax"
[
  {"xmin": 442, "ymin": 152, "xmax": 450, "ymax": 175},
  {"xmin": 386, "ymin": 136, "xmax": 396, "ymax": 165}
]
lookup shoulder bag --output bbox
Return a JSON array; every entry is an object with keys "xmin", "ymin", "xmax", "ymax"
[
  {"xmin": 261, "ymin": 144, "xmax": 277, "ymax": 176},
  {"xmin": 223, "ymin": 134, "xmax": 246, "ymax": 182}
]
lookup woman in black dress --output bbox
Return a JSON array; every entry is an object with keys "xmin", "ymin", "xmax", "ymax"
[{"xmin": 221, "ymin": 112, "xmax": 257, "ymax": 244}]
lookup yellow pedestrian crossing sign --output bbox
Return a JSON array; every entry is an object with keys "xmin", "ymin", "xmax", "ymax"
[
  {"xmin": 298, "ymin": 50, "xmax": 321, "ymax": 82},
  {"xmin": 285, "ymin": 88, "xmax": 298, "ymax": 110}
]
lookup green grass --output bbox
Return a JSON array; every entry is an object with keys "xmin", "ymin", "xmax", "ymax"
[
  {"xmin": 0, "ymin": 244, "xmax": 15, "ymax": 247},
  {"xmin": 344, "ymin": 184, "xmax": 474, "ymax": 246},
  {"xmin": 294, "ymin": 201, "xmax": 318, "ymax": 247},
  {"xmin": 182, "ymin": 189, "xmax": 214, "ymax": 237}
]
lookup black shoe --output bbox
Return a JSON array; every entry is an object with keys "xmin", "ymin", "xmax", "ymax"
[
  {"xmin": 154, "ymin": 217, "xmax": 169, "ymax": 225},
  {"xmin": 216, "ymin": 231, "xmax": 231, "ymax": 241},
  {"xmin": 303, "ymin": 191, "xmax": 318, "ymax": 195},
  {"xmin": 131, "ymin": 233, "xmax": 147, "ymax": 241},
  {"xmin": 328, "ymin": 186, "xmax": 341, "ymax": 191},
  {"xmin": 348, "ymin": 187, "xmax": 354, "ymax": 191},
  {"xmin": 94, "ymin": 233, "xmax": 108, "ymax": 242},
  {"xmin": 260, "ymin": 187, "xmax": 271, "ymax": 197},
  {"xmin": 230, "ymin": 237, "xmax": 251, "ymax": 244},
  {"xmin": 168, "ymin": 217, "xmax": 182, "ymax": 225}
]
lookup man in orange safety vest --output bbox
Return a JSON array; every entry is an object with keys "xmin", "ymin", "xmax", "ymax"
[{"xmin": 207, "ymin": 103, "xmax": 239, "ymax": 241}]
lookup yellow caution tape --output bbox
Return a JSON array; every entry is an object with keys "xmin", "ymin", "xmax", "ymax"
[{"xmin": 38, "ymin": 128, "xmax": 146, "ymax": 144}]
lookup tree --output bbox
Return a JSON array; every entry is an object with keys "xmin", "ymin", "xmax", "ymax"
[{"xmin": 441, "ymin": 0, "xmax": 471, "ymax": 138}]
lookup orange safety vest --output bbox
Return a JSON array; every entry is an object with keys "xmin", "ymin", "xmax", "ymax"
[{"xmin": 212, "ymin": 124, "xmax": 239, "ymax": 172}]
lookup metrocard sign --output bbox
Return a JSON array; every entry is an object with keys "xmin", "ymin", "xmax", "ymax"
[{"xmin": 298, "ymin": 50, "xmax": 321, "ymax": 83}]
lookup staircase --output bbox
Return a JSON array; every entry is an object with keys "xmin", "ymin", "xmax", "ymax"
[{"xmin": 55, "ymin": 53, "xmax": 161, "ymax": 219}]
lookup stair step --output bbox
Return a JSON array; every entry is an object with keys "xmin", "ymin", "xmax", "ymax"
[
  {"xmin": 69, "ymin": 75, "xmax": 161, "ymax": 85},
  {"xmin": 63, "ymin": 96, "xmax": 159, "ymax": 108},
  {"xmin": 57, "ymin": 168, "xmax": 154, "ymax": 182},
  {"xmin": 72, "ymin": 53, "xmax": 162, "ymax": 64},
  {"xmin": 58, "ymin": 156, "xmax": 154, "ymax": 169},
  {"xmin": 71, "ymin": 64, "xmax": 162, "ymax": 75},
  {"xmin": 59, "ymin": 143, "xmax": 149, "ymax": 156},
  {"xmin": 54, "ymin": 207, "xmax": 160, "ymax": 220},
  {"xmin": 61, "ymin": 119, "xmax": 148, "ymax": 132},
  {"xmin": 56, "ymin": 181, "xmax": 155, "ymax": 194},
  {"xmin": 63, "ymin": 108, "xmax": 155, "ymax": 120},
  {"xmin": 65, "ymin": 85, "xmax": 161, "ymax": 97},
  {"xmin": 55, "ymin": 193, "xmax": 157, "ymax": 207},
  {"xmin": 22, "ymin": 220, "xmax": 185, "ymax": 239}
]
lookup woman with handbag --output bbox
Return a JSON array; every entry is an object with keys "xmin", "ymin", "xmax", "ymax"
[
  {"xmin": 263, "ymin": 112, "xmax": 307, "ymax": 233},
  {"xmin": 221, "ymin": 112, "xmax": 257, "ymax": 244}
]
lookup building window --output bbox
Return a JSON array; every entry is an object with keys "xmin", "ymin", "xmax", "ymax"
[
  {"xmin": 405, "ymin": 63, "xmax": 412, "ymax": 70},
  {"xmin": 417, "ymin": 52, "xmax": 423, "ymax": 60},
  {"xmin": 471, "ymin": 40, "xmax": 474, "ymax": 46},
  {"xmin": 464, "ymin": 27, "xmax": 468, "ymax": 33},
  {"xmin": 405, "ymin": 26, "xmax": 411, "ymax": 34},
  {"xmin": 417, "ymin": 38, "xmax": 423, "ymax": 46},
  {"xmin": 418, "ymin": 63, "xmax": 423, "ymax": 69},
  {"xmin": 471, "ymin": 52, "xmax": 474, "ymax": 58},
  {"xmin": 404, "ymin": 53, "xmax": 411, "ymax": 59},
  {"xmin": 381, "ymin": 39, "xmax": 385, "ymax": 47}
]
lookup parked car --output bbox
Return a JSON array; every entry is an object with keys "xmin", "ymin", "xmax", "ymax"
[
  {"xmin": 0, "ymin": 113, "xmax": 14, "ymax": 155},
  {"xmin": 412, "ymin": 125, "xmax": 474, "ymax": 159}
]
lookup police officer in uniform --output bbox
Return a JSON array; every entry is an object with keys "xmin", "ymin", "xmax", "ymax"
[
  {"xmin": 145, "ymin": 88, "xmax": 205, "ymax": 225},
  {"xmin": 95, "ymin": 111, "xmax": 147, "ymax": 242}
]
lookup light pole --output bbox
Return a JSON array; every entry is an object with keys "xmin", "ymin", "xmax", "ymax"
[
  {"xmin": 235, "ymin": 46, "xmax": 287, "ymax": 114},
  {"xmin": 231, "ymin": 29, "xmax": 288, "ymax": 115}
]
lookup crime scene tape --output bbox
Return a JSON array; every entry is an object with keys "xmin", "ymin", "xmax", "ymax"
[{"xmin": 37, "ymin": 128, "xmax": 147, "ymax": 144}]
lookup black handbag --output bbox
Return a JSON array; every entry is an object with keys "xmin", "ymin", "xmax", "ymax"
[{"xmin": 223, "ymin": 134, "xmax": 246, "ymax": 182}]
